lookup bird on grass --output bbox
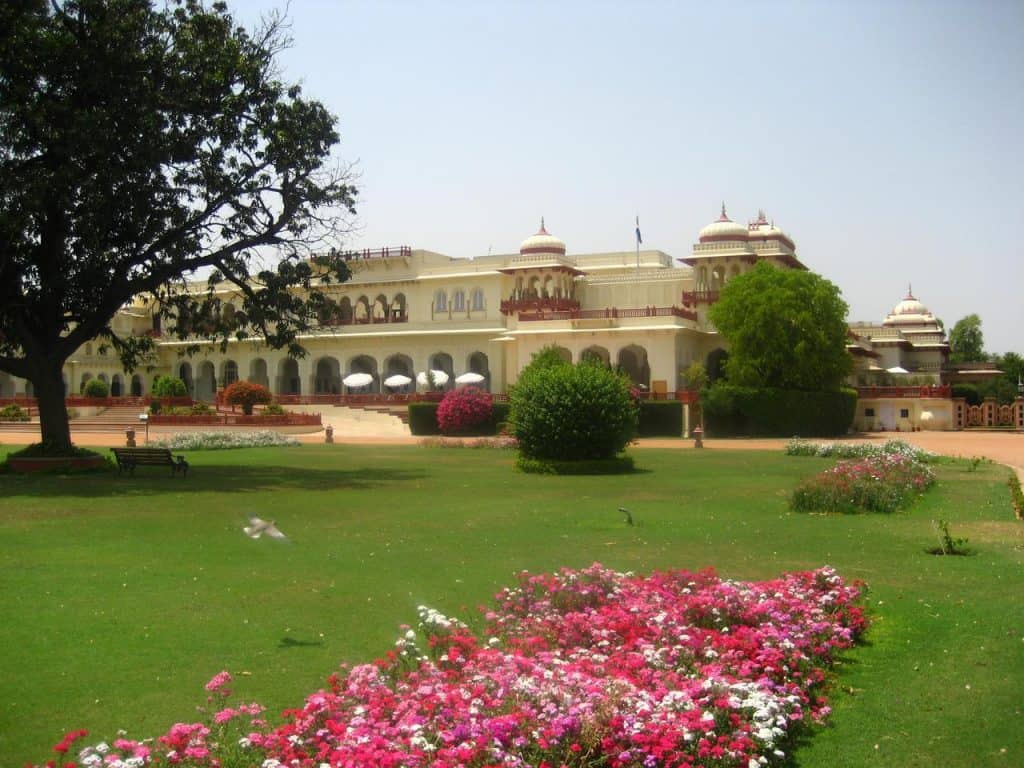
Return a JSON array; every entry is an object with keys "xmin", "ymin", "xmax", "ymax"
[
  {"xmin": 244, "ymin": 517, "xmax": 287, "ymax": 540},
  {"xmin": 618, "ymin": 507, "xmax": 634, "ymax": 526}
]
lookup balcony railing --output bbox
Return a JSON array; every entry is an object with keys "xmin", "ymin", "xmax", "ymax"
[
  {"xmin": 500, "ymin": 298, "xmax": 580, "ymax": 316},
  {"xmin": 318, "ymin": 312, "xmax": 408, "ymax": 328},
  {"xmin": 856, "ymin": 386, "xmax": 951, "ymax": 399},
  {"xmin": 336, "ymin": 246, "xmax": 412, "ymax": 261},
  {"xmin": 681, "ymin": 290, "xmax": 719, "ymax": 306},
  {"xmin": 517, "ymin": 306, "xmax": 698, "ymax": 322}
]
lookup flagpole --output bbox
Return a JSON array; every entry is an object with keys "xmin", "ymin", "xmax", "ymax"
[{"xmin": 635, "ymin": 215, "xmax": 640, "ymax": 270}]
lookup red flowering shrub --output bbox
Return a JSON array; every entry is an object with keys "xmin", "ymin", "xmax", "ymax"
[
  {"xmin": 436, "ymin": 386, "xmax": 493, "ymax": 435},
  {"xmin": 223, "ymin": 381, "xmax": 272, "ymax": 415}
]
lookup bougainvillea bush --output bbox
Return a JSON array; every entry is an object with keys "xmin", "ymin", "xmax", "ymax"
[
  {"xmin": 436, "ymin": 386, "xmax": 493, "ymax": 435},
  {"xmin": 39, "ymin": 563, "xmax": 866, "ymax": 768},
  {"xmin": 222, "ymin": 381, "xmax": 273, "ymax": 415},
  {"xmin": 790, "ymin": 453, "xmax": 936, "ymax": 514}
]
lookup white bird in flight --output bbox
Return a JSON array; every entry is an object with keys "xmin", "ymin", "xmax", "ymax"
[{"xmin": 244, "ymin": 517, "xmax": 287, "ymax": 540}]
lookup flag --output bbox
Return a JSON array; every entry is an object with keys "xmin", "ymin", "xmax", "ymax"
[{"xmin": 635, "ymin": 216, "xmax": 642, "ymax": 245}]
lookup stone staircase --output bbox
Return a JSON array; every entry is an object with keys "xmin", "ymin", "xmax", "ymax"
[
  {"xmin": 288, "ymin": 404, "xmax": 411, "ymax": 438},
  {"xmin": 0, "ymin": 404, "xmax": 146, "ymax": 433}
]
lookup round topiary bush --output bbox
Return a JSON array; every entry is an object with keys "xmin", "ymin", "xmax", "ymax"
[
  {"xmin": 223, "ymin": 380, "xmax": 273, "ymax": 415},
  {"xmin": 151, "ymin": 375, "xmax": 189, "ymax": 398},
  {"xmin": 436, "ymin": 386, "xmax": 493, "ymax": 435},
  {"xmin": 509, "ymin": 360, "xmax": 637, "ymax": 461},
  {"xmin": 83, "ymin": 378, "xmax": 109, "ymax": 398}
]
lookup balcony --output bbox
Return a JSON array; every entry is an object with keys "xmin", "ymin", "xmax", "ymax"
[
  {"xmin": 517, "ymin": 306, "xmax": 697, "ymax": 323},
  {"xmin": 500, "ymin": 298, "xmax": 580, "ymax": 316},
  {"xmin": 680, "ymin": 290, "xmax": 719, "ymax": 306}
]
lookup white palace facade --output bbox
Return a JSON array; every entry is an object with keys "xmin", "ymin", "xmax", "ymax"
[{"xmin": 4, "ymin": 207, "xmax": 1004, "ymax": 431}]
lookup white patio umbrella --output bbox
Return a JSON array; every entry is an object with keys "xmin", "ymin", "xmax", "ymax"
[
  {"xmin": 886, "ymin": 366, "xmax": 909, "ymax": 374},
  {"xmin": 383, "ymin": 374, "xmax": 413, "ymax": 388},
  {"xmin": 416, "ymin": 370, "xmax": 450, "ymax": 387},
  {"xmin": 454, "ymin": 371, "xmax": 485, "ymax": 385},
  {"xmin": 342, "ymin": 372, "xmax": 374, "ymax": 388}
]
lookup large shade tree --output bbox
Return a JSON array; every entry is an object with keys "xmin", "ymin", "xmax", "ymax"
[
  {"xmin": 707, "ymin": 261, "xmax": 852, "ymax": 391},
  {"xmin": 0, "ymin": 0, "xmax": 357, "ymax": 451},
  {"xmin": 948, "ymin": 314, "xmax": 985, "ymax": 363}
]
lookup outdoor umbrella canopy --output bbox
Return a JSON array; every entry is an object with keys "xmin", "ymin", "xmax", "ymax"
[
  {"xmin": 886, "ymin": 366, "xmax": 909, "ymax": 374},
  {"xmin": 454, "ymin": 372, "xmax": 485, "ymax": 384},
  {"xmin": 417, "ymin": 370, "xmax": 450, "ymax": 386},
  {"xmin": 342, "ymin": 372, "xmax": 374, "ymax": 388},
  {"xmin": 383, "ymin": 374, "xmax": 413, "ymax": 388}
]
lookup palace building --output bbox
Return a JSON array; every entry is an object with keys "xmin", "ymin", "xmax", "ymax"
[{"xmin": 5, "ymin": 207, "xmax": 1012, "ymax": 432}]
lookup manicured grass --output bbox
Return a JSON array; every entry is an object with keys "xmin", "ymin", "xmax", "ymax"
[{"xmin": 0, "ymin": 444, "xmax": 1021, "ymax": 767}]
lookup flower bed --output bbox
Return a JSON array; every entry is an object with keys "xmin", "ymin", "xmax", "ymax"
[
  {"xmin": 46, "ymin": 564, "xmax": 867, "ymax": 768},
  {"xmin": 790, "ymin": 453, "xmax": 936, "ymax": 514},
  {"xmin": 150, "ymin": 431, "xmax": 300, "ymax": 451},
  {"xmin": 785, "ymin": 437, "xmax": 936, "ymax": 463}
]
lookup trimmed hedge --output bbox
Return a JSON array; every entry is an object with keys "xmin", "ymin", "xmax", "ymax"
[
  {"xmin": 702, "ymin": 384, "xmax": 856, "ymax": 437},
  {"xmin": 409, "ymin": 400, "xmax": 510, "ymax": 437},
  {"xmin": 637, "ymin": 400, "xmax": 683, "ymax": 437}
]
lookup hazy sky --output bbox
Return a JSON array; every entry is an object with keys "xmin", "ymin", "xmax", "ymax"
[{"xmin": 233, "ymin": 0, "xmax": 1022, "ymax": 354}]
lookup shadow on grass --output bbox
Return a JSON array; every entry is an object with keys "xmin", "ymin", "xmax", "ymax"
[{"xmin": 1, "ymin": 464, "xmax": 427, "ymax": 498}]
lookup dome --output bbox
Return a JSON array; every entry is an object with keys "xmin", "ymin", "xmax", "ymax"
[
  {"xmin": 519, "ymin": 218, "xmax": 566, "ymax": 256},
  {"xmin": 699, "ymin": 204, "xmax": 748, "ymax": 242},
  {"xmin": 885, "ymin": 286, "xmax": 936, "ymax": 325},
  {"xmin": 747, "ymin": 210, "xmax": 794, "ymax": 248}
]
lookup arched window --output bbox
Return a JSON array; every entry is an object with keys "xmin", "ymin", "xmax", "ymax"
[
  {"xmin": 223, "ymin": 360, "xmax": 239, "ymax": 386},
  {"xmin": 471, "ymin": 288, "xmax": 485, "ymax": 311},
  {"xmin": 434, "ymin": 290, "xmax": 448, "ymax": 313},
  {"xmin": 451, "ymin": 289, "xmax": 466, "ymax": 313}
]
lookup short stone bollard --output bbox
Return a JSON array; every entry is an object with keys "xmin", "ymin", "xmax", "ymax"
[
  {"xmin": 692, "ymin": 426, "xmax": 703, "ymax": 449},
  {"xmin": 325, "ymin": 425, "xmax": 334, "ymax": 444},
  {"xmin": 125, "ymin": 427, "xmax": 136, "ymax": 447}
]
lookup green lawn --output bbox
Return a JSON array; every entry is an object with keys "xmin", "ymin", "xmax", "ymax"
[{"xmin": 0, "ymin": 443, "xmax": 1021, "ymax": 767}]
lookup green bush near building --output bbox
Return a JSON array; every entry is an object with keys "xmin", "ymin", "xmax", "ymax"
[
  {"xmin": 637, "ymin": 400, "xmax": 683, "ymax": 437},
  {"xmin": 83, "ymin": 379, "xmax": 109, "ymax": 398},
  {"xmin": 703, "ymin": 384, "xmax": 856, "ymax": 437}
]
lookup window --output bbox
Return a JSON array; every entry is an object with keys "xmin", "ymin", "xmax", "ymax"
[
  {"xmin": 434, "ymin": 290, "xmax": 447, "ymax": 313},
  {"xmin": 900, "ymin": 408, "xmax": 910, "ymax": 418},
  {"xmin": 451, "ymin": 289, "xmax": 465, "ymax": 313},
  {"xmin": 864, "ymin": 408, "xmax": 875, "ymax": 417},
  {"xmin": 471, "ymin": 288, "xmax": 485, "ymax": 311}
]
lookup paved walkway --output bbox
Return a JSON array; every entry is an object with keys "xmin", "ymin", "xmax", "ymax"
[{"xmin": 1, "ymin": 425, "xmax": 1020, "ymax": 481}]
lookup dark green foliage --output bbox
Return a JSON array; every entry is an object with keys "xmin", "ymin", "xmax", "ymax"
[
  {"xmin": 951, "ymin": 383, "xmax": 982, "ymax": 405},
  {"xmin": 515, "ymin": 455, "xmax": 636, "ymax": 475},
  {"xmin": 0, "ymin": 404, "xmax": 29, "ymax": 421},
  {"xmin": 509, "ymin": 360, "xmax": 637, "ymax": 460},
  {"xmin": 83, "ymin": 379, "xmax": 110, "ymax": 398},
  {"xmin": 708, "ymin": 262, "xmax": 852, "ymax": 391},
  {"xmin": 0, "ymin": 0, "xmax": 357, "ymax": 450},
  {"xmin": 151, "ymin": 375, "xmax": 188, "ymax": 398},
  {"xmin": 408, "ymin": 403, "xmax": 441, "ymax": 435},
  {"xmin": 948, "ymin": 314, "xmax": 985, "ymax": 363},
  {"xmin": 637, "ymin": 400, "xmax": 683, "ymax": 437},
  {"xmin": 702, "ymin": 384, "xmax": 856, "ymax": 437}
]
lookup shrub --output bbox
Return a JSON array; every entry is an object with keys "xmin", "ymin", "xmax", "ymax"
[
  {"xmin": 151, "ymin": 375, "xmax": 189, "ymax": 398},
  {"xmin": 83, "ymin": 378, "xmax": 109, "ymax": 398},
  {"xmin": 637, "ymin": 400, "xmax": 683, "ymax": 437},
  {"xmin": 223, "ymin": 380, "xmax": 272, "ymax": 415},
  {"xmin": 509, "ymin": 360, "xmax": 637, "ymax": 461},
  {"xmin": 951, "ymin": 383, "xmax": 981, "ymax": 406},
  {"xmin": 262, "ymin": 403, "xmax": 286, "ymax": 416},
  {"xmin": 703, "ymin": 384, "xmax": 856, "ymax": 437},
  {"xmin": 790, "ymin": 453, "xmax": 935, "ymax": 514},
  {"xmin": 149, "ymin": 400, "xmax": 162, "ymax": 414},
  {"xmin": 408, "ymin": 402, "xmax": 441, "ymax": 435},
  {"xmin": 0, "ymin": 404, "xmax": 29, "ymax": 421},
  {"xmin": 437, "ymin": 386, "xmax": 493, "ymax": 435}
]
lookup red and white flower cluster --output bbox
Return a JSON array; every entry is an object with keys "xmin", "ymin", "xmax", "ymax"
[{"xmin": 51, "ymin": 564, "xmax": 866, "ymax": 768}]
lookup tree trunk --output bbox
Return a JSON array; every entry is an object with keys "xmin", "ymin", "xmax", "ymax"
[{"xmin": 32, "ymin": 361, "xmax": 73, "ymax": 452}]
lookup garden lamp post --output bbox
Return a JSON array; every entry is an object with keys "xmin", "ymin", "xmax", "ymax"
[{"xmin": 138, "ymin": 412, "xmax": 149, "ymax": 444}]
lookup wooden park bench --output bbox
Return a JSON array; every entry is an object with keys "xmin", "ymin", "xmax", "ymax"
[{"xmin": 110, "ymin": 447, "xmax": 189, "ymax": 477}]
